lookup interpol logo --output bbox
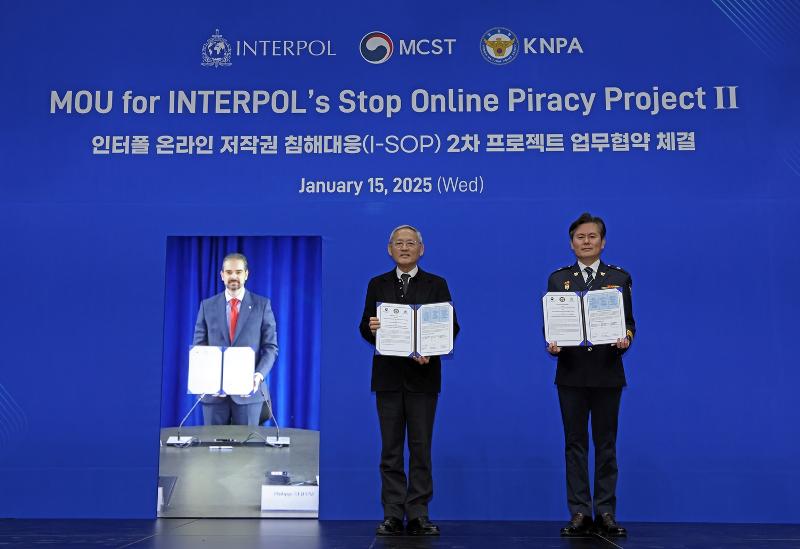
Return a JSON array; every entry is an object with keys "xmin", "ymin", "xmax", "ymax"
[
  {"xmin": 480, "ymin": 27, "xmax": 519, "ymax": 65},
  {"xmin": 360, "ymin": 31, "xmax": 393, "ymax": 64},
  {"xmin": 202, "ymin": 28, "xmax": 232, "ymax": 67}
]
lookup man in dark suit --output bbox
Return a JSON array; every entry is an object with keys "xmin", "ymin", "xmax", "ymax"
[
  {"xmin": 546, "ymin": 213, "xmax": 635, "ymax": 538},
  {"xmin": 193, "ymin": 252, "xmax": 278, "ymax": 426},
  {"xmin": 359, "ymin": 225, "xmax": 459, "ymax": 537}
]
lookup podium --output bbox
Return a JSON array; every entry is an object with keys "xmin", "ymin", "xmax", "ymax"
[{"xmin": 157, "ymin": 425, "xmax": 319, "ymax": 518}]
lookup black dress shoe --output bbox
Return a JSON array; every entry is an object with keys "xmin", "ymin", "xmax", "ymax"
[
  {"xmin": 406, "ymin": 516, "xmax": 440, "ymax": 536},
  {"xmin": 595, "ymin": 513, "xmax": 627, "ymax": 537},
  {"xmin": 376, "ymin": 517, "xmax": 404, "ymax": 536},
  {"xmin": 560, "ymin": 512, "xmax": 593, "ymax": 536}
]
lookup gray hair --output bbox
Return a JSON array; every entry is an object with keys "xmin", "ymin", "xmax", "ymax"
[{"xmin": 388, "ymin": 225, "xmax": 423, "ymax": 244}]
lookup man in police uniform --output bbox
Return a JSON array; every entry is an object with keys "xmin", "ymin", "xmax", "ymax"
[{"xmin": 546, "ymin": 212, "xmax": 635, "ymax": 537}]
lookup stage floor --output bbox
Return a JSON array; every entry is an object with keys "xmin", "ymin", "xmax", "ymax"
[{"xmin": 0, "ymin": 519, "xmax": 798, "ymax": 548}]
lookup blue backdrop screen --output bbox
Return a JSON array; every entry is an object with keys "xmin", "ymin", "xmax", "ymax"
[{"xmin": 161, "ymin": 236, "xmax": 321, "ymax": 431}]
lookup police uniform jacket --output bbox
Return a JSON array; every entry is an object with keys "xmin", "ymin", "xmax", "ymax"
[{"xmin": 547, "ymin": 261, "xmax": 635, "ymax": 387}]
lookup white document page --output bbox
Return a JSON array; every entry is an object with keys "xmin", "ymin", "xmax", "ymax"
[
  {"xmin": 222, "ymin": 346, "xmax": 256, "ymax": 396},
  {"xmin": 416, "ymin": 302, "xmax": 454, "ymax": 357},
  {"xmin": 543, "ymin": 292, "xmax": 585, "ymax": 347},
  {"xmin": 187, "ymin": 345, "xmax": 223, "ymax": 394},
  {"xmin": 376, "ymin": 303, "xmax": 415, "ymax": 357},
  {"xmin": 583, "ymin": 288, "xmax": 626, "ymax": 345}
]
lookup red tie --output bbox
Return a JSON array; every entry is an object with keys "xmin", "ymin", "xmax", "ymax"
[{"xmin": 229, "ymin": 298, "xmax": 239, "ymax": 344}]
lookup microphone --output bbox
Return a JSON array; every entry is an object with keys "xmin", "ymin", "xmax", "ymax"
[
  {"xmin": 261, "ymin": 386, "xmax": 290, "ymax": 446},
  {"xmin": 166, "ymin": 394, "xmax": 206, "ymax": 446}
]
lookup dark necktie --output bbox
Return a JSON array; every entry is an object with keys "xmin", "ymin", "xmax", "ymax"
[
  {"xmin": 584, "ymin": 267, "xmax": 594, "ymax": 288},
  {"xmin": 229, "ymin": 298, "xmax": 239, "ymax": 343},
  {"xmin": 400, "ymin": 273, "xmax": 411, "ymax": 297}
]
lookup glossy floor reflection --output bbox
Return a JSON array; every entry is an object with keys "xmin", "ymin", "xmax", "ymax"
[{"xmin": 0, "ymin": 519, "xmax": 798, "ymax": 548}]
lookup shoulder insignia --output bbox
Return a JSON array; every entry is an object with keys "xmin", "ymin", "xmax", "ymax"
[
  {"xmin": 606, "ymin": 264, "xmax": 629, "ymax": 274},
  {"xmin": 551, "ymin": 265, "xmax": 572, "ymax": 275}
]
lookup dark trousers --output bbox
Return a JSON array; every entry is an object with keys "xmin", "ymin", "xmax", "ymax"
[
  {"xmin": 557, "ymin": 385, "xmax": 622, "ymax": 517},
  {"xmin": 202, "ymin": 399, "xmax": 262, "ymax": 426},
  {"xmin": 376, "ymin": 391, "xmax": 438, "ymax": 521}
]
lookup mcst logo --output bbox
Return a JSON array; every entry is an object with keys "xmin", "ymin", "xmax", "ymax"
[
  {"xmin": 202, "ymin": 29, "xmax": 232, "ymax": 67},
  {"xmin": 360, "ymin": 31, "xmax": 456, "ymax": 63},
  {"xmin": 481, "ymin": 27, "xmax": 519, "ymax": 65},
  {"xmin": 360, "ymin": 31, "xmax": 393, "ymax": 64}
]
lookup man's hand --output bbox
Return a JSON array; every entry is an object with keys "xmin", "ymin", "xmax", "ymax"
[
  {"xmin": 369, "ymin": 316, "xmax": 381, "ymax": 336},
  {"xmin": 240, "ymin": 372, "xmax": 264, "ymax": 397},
  {"xmin": 614, "ymin": 337, "xmax": 631, "ymax": 350},
  {"xmin": 547, "ymin": 341, "xmax": 561, "ymax": 355},
  {"xmin": 413, "ymin": 355, "xmax": 430, "ymax": 365}
]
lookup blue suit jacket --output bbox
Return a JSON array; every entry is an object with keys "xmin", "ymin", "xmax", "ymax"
[{"xmin": 192, "ymin": 290, "xmax": 278, "ymax": 405}]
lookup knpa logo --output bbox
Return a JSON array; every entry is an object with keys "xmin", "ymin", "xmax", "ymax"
[
  {"xmin": 480, "ymin": 27, "xmax": 519, "ymax": 65},
  {"xmin": 202, "ymin": 28, "xmax": 232, "ymax": 67},
  {"xmin": 360, "ymin": 31, "xmax": 393, "ymax": 64}
]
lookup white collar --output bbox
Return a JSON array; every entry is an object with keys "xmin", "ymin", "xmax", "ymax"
[
  {"xmin": 396, "ymin": 265, "xmax": 419, "ymax": 279},
  {"xmin": 225, "ymin": 288, "xmax": 246, "ymax": 301},
  {"xmin": 577, "ymin": 259, "xmax": 601, "ymax": 279}
]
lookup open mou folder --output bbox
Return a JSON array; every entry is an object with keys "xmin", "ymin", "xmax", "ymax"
[
  {"xmin": 187, "ymin": 345, "xmax": 256, "ymax": 395},
  {"xmin": 166, "ymin": 346, "xmax": 257, "ymax": 446},
  {"xmin": 376, "ymin": 301, "xmax": 454, "ymax": 357},
  {"xmin": 543, "ymin": 288, "xmax": 626, "ymax": 346}
]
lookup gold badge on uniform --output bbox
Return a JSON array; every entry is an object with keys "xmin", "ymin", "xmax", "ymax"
[
  {"xmin": 564, "ymin": 280, "xmax": 570, "ymax": 290},
  {"xmin": 602, "ymin": 285, "xmax": 619, "ymax": 289}
]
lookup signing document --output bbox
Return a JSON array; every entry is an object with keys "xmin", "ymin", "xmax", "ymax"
[
  {"xmin": 416, "ymin": 302, "xmax": 454, "ymax": 356},
  {"xmin": 543, "ymin": 289, "xmax": 626, "ymax": 346},
  {"xmin": 187, "ymin": 345, "xmax": 255, "ymax": 395},
  {"xmin": 542, "ymin": 292, "xmax": 585, "ymax": 347},
  {"xmin": 222, "ymin": 346, "xmax": 256, "ymax": 395},
  {"xmin": 376, "ymin": 303, "xmax": 415, "ymax": 357},
  {"xmin": 376, "ymin": 301, "xmax": 454, "ymax": 357},
  {"xmin": 187, "ymin": 345, "xmax": 223, "ymax": 394},
  {"xmin": 583, "ymin": 288, "xmax": 626, "ymax": 345}
]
